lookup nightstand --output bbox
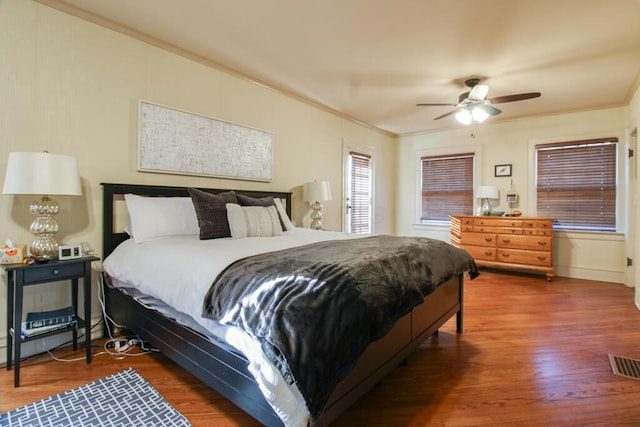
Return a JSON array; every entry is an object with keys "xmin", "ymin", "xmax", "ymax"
[{"xmin": 3, "ymin": 255, "xmax": 99, "ymax": 387}]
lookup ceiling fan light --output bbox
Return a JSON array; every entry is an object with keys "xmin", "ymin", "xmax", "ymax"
[
  {"xmin": 455, "ymin": 109, "xmax": 472, "ymax": 125},
  {"xmin": 472, "ymin": 106, "xmax": 490, "ymax": 123}
]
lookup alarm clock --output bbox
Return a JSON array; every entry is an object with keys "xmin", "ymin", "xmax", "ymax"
[{"xmin": 58, "ymin": 244, "xmax": 83, "ymax": 260}]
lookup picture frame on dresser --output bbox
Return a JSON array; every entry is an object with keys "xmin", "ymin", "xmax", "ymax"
[{"xmin": 495, "ymin": 164, "xmax": 512, "ymax": 177}]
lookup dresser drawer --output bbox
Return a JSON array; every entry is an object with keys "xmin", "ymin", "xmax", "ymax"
[
  {"xmin": 474, "ymin": 225, "xmax": 521, "ymax": 234},
  {"xmin": 522, "ymin": 219, "xmax": 554, "ymax": 235},
  {"xmin": 460, "ymin": 218, "xmax": 474, "ymax": 226},
  {"xmin": 23, "ymin": 262, "xmax": 86, "ymax": 283},
  {"xmin": 497, "ymin": 234, "xmax": 552, "ymax": 251},
  {"xmin": 497, "ymin": 249, "xmax": 552, "ymax": 266},
  {"xmin": 474, "ymin": 218, "xmax": 522, "ymax": 228},
  {"xmin": 463, "ymin": 245, "xmax": 496, "ymax": 261},
  {"xmin": 460, "ymin": 232, "xmax": 497, "ymax": 246}
]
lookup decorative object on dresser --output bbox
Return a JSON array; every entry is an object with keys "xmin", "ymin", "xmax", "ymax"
[
  {"xmin": 450, "ymin": 215, "xmax": 554, "ymax": 280},
  {"xmin": 2, "ymin": 152, "xmax": 82, "ymax": 260},
  {"xmin": 476, "ymin": 185, "xmax": 499, "ymax": 216},
  {"xmin": 303, "ymin": 180, "xmax": 332, "ymax": 230}
]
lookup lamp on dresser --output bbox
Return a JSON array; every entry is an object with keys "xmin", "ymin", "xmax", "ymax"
[
  {"xmin": 2, "ymin": 151, "xmax": 82, "ymax": 260},
  {"xmin": 476, "ymin": 185, "xmax": 499, "ymax": 216},
  {"xmin": 303, "ymin": 180, "xmax": 332, "ymax": 230}
]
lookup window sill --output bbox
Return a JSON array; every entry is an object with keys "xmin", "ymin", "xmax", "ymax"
[
  {"xmin": 554, "ymin": 229, "xmax": 624, "ymax": 241},
  {"xmin": 413, "ymin": 220, "xmax": 450, "ymax": 231}
]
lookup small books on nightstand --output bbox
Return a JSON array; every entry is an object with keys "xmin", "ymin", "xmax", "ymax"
[{"xmin": 20, "ymin": 306, "xmax": 76, "ymax": 337}]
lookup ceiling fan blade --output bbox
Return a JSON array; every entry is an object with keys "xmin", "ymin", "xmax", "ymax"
[
  {"xmin": 482, "ymin": 104, "xmax": 502, "ymax": 116},
  {"xmin": 416, "ymin": 103, "xmax": 456, "ymax": 106},
  {"xmin": 433, "ymin": 109, "xmax": 458, "ymax": 120},
  {"xmin": 490, "ymin": 92, "xmax": 541, "ymax": 104},
  {"xmin": 468, "ymin": 84, "xmax": 489, "ymax": 101}
]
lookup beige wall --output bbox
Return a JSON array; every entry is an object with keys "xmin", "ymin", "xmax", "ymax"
[
  {"xmin": 397, "ymin": 107, "xmax": 631, "ymax": 284},
  {"xmin": 0, "ymin": 0, "xmax": 397, "ymax": 360}
]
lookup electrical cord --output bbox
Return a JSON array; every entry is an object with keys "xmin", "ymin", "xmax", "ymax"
[{"xmin": 44, "ymin": 262, "xmax": 158, "ymax": 363}]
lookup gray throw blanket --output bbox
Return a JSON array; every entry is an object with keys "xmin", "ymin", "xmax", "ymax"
[{"xmin": 202, "ymin": 235, "xmax": 478, "ymax": 421}]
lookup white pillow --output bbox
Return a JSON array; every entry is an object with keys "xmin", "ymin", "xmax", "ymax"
[
  {"xmin": 273, "ymin": 198, "xmax": 295, "ymax": 231},
  {"xmin": 124, "ymin": 194, "xmax": 200, "ymax": 243},
  {"xmin": 226, "ymin": 204, "xmax": 283, "ymax": 239}
]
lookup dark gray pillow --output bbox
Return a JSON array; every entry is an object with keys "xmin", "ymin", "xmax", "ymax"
[
  {"xmin": 236, "ymin": 194, "xmax": 286, "ymax": 231},
  {"xmin": 188, "ymin": 188, "xmax": 238, "ymax": 239}
]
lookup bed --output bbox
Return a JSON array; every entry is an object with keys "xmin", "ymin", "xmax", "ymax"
[{"xmin": 100, "ymin": 182, "xmax": 477, "ymax": 426}]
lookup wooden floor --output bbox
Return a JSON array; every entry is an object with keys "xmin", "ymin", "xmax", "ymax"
[{"xmin": 2, "ymin": 270, "xmax": 640, "ymax": 426}]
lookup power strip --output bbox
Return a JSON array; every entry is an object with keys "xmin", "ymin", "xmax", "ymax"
[{"xmin": 107, "ymin": 339, "xmax": 139, "ymax": 352}]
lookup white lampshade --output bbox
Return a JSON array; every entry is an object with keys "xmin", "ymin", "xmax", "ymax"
[
  {"xmin": 476, "ymin": 185, "xmax": 499, "ymax": 200},
  {"xmin": 303, "ymin": 180, "xmax": 332, "ymax": 202},
  {"xmin": 3, "ymin": 152, "xmax": 82, "ymax": 196},
  {"xmin": 3, "ymin": 152, "xmax": 82, "ymax": 259}
]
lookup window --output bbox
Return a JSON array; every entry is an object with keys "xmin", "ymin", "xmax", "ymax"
[
  {"xmin": 421, "ymin": 153, "xmax": 474, "ymax": 221},
  {"xmin": 536, "ymin": 138, "xmax": 617, "ymax": 231},
  {"xmin": 346, "ymin": 151, "xmax": 372, "ymax": 234}
]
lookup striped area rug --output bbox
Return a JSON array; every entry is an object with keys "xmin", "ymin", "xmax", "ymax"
[{"xmin": 0, "ymin": 368, "xmax": 191, "ymax": 426}]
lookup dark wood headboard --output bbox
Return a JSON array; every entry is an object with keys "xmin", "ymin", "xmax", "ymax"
[{"xmin": 101, "ymin": 183, "xmax": 292, "ymax": 259}]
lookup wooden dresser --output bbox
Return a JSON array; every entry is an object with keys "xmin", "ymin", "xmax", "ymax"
[{"xmin": 450, "ymin": 215, "xmax": 554, "ymax": 280}]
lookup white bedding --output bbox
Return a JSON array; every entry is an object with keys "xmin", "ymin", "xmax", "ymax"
[{"xmin": 102, "ymin": 227, "xmax": 360, "ymax": 426}]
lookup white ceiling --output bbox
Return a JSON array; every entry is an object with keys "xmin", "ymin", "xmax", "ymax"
[{"xmin": 42, "ymin": 0, "xmax": 640, "ymax": 135}]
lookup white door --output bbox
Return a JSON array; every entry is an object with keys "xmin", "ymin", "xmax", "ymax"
[
  {"xmin": 344, "ymin": 148, "xmax": 373, "ymax": 234},
  {"xmin": 630, "ymin": 127, "xmax": 640, "ymax": 308}
]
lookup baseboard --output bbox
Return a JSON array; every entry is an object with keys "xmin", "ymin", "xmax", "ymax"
[{"xmin": 555, "ymin": 265, "xmax": 625, "ymax": 284}]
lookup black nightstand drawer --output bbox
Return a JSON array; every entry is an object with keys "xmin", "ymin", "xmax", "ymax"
[{"xmin": 23, "ymin": 263, "xmax": 85, "ymax": 283}]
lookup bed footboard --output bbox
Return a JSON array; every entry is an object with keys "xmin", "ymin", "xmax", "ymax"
[
  {"xmin": 317, "ymin": 274, "xmax": 463, "ymax": 426},
  {"xmin": 104, "ymin": 273, "xmax": 463, "ymax": 426}
]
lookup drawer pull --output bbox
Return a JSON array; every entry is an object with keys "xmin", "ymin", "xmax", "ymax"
[
  {"xmin": 502, "ymin": 239, "xmax": 511, "ymax": 244},
  {"xmin": 538, "ymin": 256, "xmax": 547, "ymax": 261},
  {"xmin": 485, "ymin": 251, "xmax": 493, "ymax": 256},
  {"xmin": 501, "ymin": 253, "xmax": 510, "ymax": 258},
  {"xmin": 52, "ymin": 269, "xmax": 60, "ymax": 276},
  {"xmin": 538, "ymin": 241, "xmax": 547, "ymax": 246},
  {"xmin": 484, "ymin": 237, "xmax": 493, "ymax": 243}
]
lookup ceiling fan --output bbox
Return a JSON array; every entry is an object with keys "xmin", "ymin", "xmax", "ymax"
[{"xmin": 417, "ymin": 78, "xmax": 541, "ymax": 125}]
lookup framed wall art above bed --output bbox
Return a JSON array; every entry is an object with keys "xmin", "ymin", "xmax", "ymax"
[{"xmin": 138, "ymin": 100, "xmax": 274, "ymax": 182}]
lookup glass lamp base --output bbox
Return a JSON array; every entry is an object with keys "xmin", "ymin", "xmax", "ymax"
[
  {"xmin": 30, "ymin": 236, "xmax": 58, "ymax": 260},
  {"xmin": 481, "ymin": 198, "xmax": 492, "ymax": 216},
  {"xmin": 310, "ymin": 201, "xmax": 323, "ymax": 230},
  {"xmin": 29, "ymin": 195, "xmax": 60, "ymax": 259}
]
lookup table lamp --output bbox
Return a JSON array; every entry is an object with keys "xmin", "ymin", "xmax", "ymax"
[
  {"xmin": 476, "ymin": 185, "xmax": 499, "ymax": 216},
  {"xmin": 303, "ymin": 180, "xmax": 332, "ymax": 230},
  {"xmin": 2, "ymin": 152, "xmax": 82, "ymax": 260}
]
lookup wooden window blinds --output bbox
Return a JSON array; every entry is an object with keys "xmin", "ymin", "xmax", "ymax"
[
  {"xmin": 349, "ymin": 151, "xmax": 371, "ymax": 234},
  {"xmin": 536, "ymin": 138, "xmax": 617, "ymax": 231},
  {"xmin": 421, "ymin": 153, "xmax": 474, "ymax": 221}
]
